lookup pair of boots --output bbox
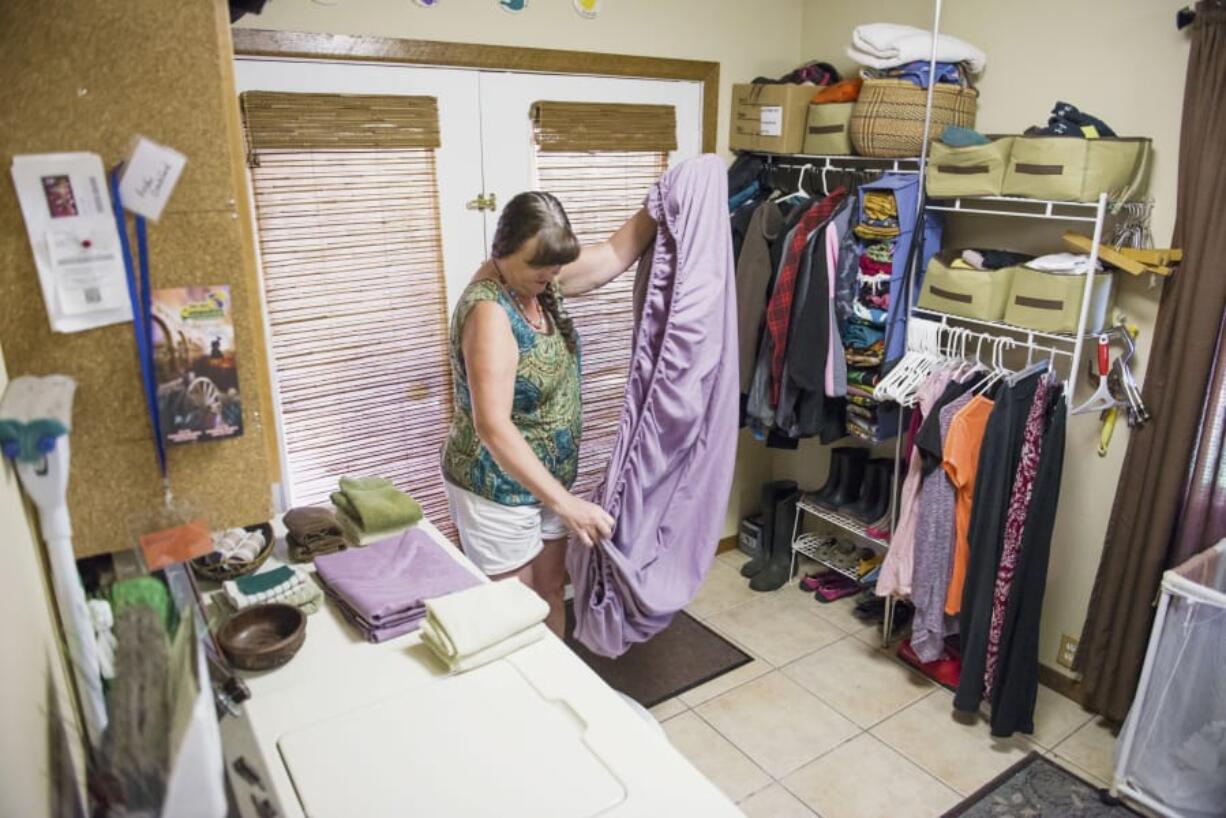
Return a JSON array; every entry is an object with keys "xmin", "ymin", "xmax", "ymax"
[
  {"xmin": 740, "ymin": 480, "xmax": 800, "ymax": 592},
  {"xmin": 810, "ymin": 448, "xmax": 892, "ymax": 524}
]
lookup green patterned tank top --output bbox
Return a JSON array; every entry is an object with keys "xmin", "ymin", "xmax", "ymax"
[{"xmin": 442, "ymin": 279, "xmax": 582, "ymax": 506}]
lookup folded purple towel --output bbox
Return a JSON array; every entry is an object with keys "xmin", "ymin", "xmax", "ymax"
[{"xmin": 314, "ymin": 528, "xmax": 481, "ymax": 642}]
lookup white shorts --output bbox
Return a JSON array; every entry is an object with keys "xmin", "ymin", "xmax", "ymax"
[{"xmin": 445, "ymin": 481, "xmax": 567, "ymax": 575}]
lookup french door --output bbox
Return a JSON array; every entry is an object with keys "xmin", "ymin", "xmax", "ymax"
[{"xmin": 235, "ymin": 56, "xmax": 703, "ymax": 530}]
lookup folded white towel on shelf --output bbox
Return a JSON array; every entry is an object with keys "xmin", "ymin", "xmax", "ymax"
[
  {"xmin": 1025, "ymin": 253, "xmax": 1104, "ymax": 274},
  {"xmin": 849, "ymin": 23, "xmax": 986, "ymax": 73},
  {"xmin": 420, "ymin": 579, "xmax": 549, "ymax": 673}
]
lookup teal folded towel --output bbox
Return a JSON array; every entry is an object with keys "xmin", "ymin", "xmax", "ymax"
[
  {"xmin": 330, "ymin": 476, "xmax": 422, "ymax": 534},
  {"xmin": 940, "ymin": 125, "xmax": 991, "ymax": 147}
]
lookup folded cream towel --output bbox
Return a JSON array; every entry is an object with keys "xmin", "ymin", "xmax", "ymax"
[
  {"xmin": 336, "ymin": 508, "xmax": 410, "ymax": 546},
  {"xmin": 849, "ymin": 23, "xmax": 986, "ymax": 74},
  {"xmin": 419, "ymin": 579, "xmax": 549, "ymax": 673}
]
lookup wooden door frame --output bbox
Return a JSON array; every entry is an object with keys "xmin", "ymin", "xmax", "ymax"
[{"xmin": 232, "ymin": 29, "xmax": 720, "ymax": 153}]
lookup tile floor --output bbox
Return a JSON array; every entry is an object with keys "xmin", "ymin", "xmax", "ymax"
[{"xmin": 653, "ymin": 552, "xmax": 1120, "ymax": 818}]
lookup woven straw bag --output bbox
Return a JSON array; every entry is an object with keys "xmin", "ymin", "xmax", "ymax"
[{"xmin": 850, "ymin": 76, "xmax": 978, "ymax": 158}]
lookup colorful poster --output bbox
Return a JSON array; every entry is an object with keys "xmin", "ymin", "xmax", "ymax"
[{"xmin": 151, "ymin": 286, "xmax": 243, "ymax": 445}]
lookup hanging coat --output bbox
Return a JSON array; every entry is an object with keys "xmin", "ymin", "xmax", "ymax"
[{"xmin": 568, "ymin": 155, "xmax": 740, "ymax": 658}]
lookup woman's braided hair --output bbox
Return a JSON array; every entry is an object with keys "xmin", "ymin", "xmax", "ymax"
[{"xmin": 491, "ymin": 191, "xmax": 581, "ymax": 354}]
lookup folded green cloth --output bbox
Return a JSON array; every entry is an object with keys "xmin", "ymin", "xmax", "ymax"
[
  {"xmin": 336, "ymin": 508, "xmax": 411, "ymax": 547},
  {"xmin": 330, "ymin": 476, "xmax": 422, "ymax": 534}
]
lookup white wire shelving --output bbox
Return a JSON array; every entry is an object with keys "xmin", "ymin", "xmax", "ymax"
[
  {"xmin": 795, "ymin": 497, "xmax": 890, "ymax": 548},
  {"xmin": 925, "ymin": 195, "xmax": 1102, "ymax": 222}
]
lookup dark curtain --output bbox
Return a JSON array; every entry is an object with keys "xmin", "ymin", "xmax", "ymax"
[
  {"xmin": 1075, "ymin": 1, "xmax": 1226, "ymax": 722},
  {"xmin": 1172, "ymin": 312, "xmax": 1226, "ymax": 563}
]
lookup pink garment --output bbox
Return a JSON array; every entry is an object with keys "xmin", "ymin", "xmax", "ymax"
[
  {"xmin": 825, "ymin": 221, "xmax": 840, "ymax": 396},
  {"xmin": 983, "ymin": 374, "xmax": 1051, "ymax": 698},
  {"xmin": 567, "ymin": 155, "xmax": 739, "ymax": 658},
  {"xmin": 876, "ymin": 371, "xmax": 952, "ymax": 598}
]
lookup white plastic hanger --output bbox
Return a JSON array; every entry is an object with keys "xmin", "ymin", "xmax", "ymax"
[{"xmin": 777, "ymin": 164, "xmax": 815, "ymax": 204}]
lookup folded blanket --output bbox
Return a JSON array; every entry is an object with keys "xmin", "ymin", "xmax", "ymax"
[
  {"xmin": 330, "ymin": 476, "xmax": 422, "ymax": 534},
  {"xmin": 420, "ymin": 579, "xmax": 549, "ymax": 673},
  {"xmin": 284, "ymin": 505, "xmax": 347, "ymax": 561},
  {"xmin": 314, "ymin": 529, "xmax": 481, "ymax": 643},
  {"xmin": 849, "ymin": 23, "xmax": 986, "ymax": 74}
]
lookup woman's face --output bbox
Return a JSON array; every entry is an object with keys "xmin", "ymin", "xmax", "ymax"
[{"xmin": 498, "ymin": 236, "xmax": 562, "ymax": 297}]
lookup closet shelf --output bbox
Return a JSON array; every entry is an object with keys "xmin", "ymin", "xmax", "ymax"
[
  {"xmin": 754, "ymin": 152, "xmax": 921, "ymax": 174},
  {"xmin": 791, "ymin": 533, "xmax": 866, "ymax": 583},
  {"xmin": 925, "ymin": 195, "xmax": 1102, "ymax": 222},
  {"xmin": 796, "ymin": 498, "xmax": 890, "ymax": 549},
  {"xmin": 911, "ymin": 307, "xmax": 1088, "ymax": 346}
]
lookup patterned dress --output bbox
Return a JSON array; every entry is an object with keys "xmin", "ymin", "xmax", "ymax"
[{"xmin": 442, "ymin": 279, "xmax": 582, "ymax": 506}]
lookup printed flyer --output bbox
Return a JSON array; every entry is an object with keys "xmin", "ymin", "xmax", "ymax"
[{"xmin": 151, "ymin": 286, "xmax": 243, "ymax": 445}]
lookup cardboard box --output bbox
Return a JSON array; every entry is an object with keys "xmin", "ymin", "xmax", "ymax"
[{"xmin": 729, "ymin": 83, "xmax": 816, "ymax": 154}]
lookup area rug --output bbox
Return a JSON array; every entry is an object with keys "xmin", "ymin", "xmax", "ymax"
[
  {"xmin": 943, "ymin": 752, "xmax": 1141, "ymax": 817},
  {"xmin": 563, "ymin": 602, "xmax": 752, "ymax": 708}
]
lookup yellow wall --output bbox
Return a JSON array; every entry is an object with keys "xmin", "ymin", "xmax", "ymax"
[
  {"xmin": 0, "ymin": 347, "xmax": 86, "ymax": 817},
  {"xmin": 796, "ymin": 0, "xmax": 1189, "ymax": 677},
  {"xmin": 236, "ymin": 0, "xmax": 805, "ymax": 536}
]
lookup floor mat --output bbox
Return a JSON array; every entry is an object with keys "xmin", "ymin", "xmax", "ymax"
[
  {"xmin": 943, "ymin": 752, "xmax": 1141, "ymax": 817},
  {"xmin": 563, "ymin": 601, "xmax": 752, "ymax": 708}
]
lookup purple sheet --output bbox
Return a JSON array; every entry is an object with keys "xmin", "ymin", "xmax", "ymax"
[
  {"xmin": 568, "ymin": 155, "xmax": 740, "ymax": 657},
  {"xmin": 314, "ymin": 528, "xmax": 481, "ymax": 643}
]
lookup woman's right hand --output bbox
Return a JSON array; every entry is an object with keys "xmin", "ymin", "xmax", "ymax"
[{"xmin": 551, "ymin": 493, "xmax": 614, "ymax": 548}]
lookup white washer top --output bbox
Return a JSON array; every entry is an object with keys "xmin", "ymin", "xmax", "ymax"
[{"xmin": 220, "ymin": 518, "xmax": 743, "ymax": 818}]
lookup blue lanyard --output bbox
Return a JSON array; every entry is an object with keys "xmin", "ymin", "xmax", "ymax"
[{"xmin": 110, "ymin": 166, "xmax": 168, "ymax": 483}]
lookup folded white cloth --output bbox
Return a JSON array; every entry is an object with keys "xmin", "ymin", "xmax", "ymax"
[
  {"xmin": 1025, "ymin": 253, "xmax": 1104, "ymax": 274},
  {"xmin": 420, "ymin": 579, "xmax": 549, "ymax": 673},
  {"xmin": 849, "ymin": 24, "xmax": 986, "ymax": 74}
]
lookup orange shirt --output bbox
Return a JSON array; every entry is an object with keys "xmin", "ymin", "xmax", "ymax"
[{"xmin": 942, "ymin": 395, "xmax": 994, "ymax": 615}]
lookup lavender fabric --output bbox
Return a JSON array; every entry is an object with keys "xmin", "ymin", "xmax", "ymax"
[
  {"xmin": 314, "ymin": 528, "xmax": 481, "ymax": 643},
  {"xmin": 568, "ymin": 155, "xmax": 739, "ymax": 658}
]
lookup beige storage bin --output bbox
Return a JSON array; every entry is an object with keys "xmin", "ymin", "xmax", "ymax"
[
  {"xmin": 729, "ymin": 83, "xmax": 816, "ymax": 155},
  {"xmin": 917, "ymin": 252, "xmax": 1016, "ymax": 321},
  {"xmin": 1003, "ymin": 266, "xmax": 1116, "ymax": 334},
  {"xmin": 1002, "ymin": 136, "xmax": 1151, "ymax": 203},
  {"xmin": 802, "ymin": 103, "xmax": 854, "ymax": 155},
  {"xmin": 925, "ymin": 137, "xmax": 1013, "ymax": 198}
]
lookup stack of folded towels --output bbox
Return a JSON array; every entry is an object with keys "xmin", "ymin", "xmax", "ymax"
[
  {"xmin": 313, "ymin": 528, "xmax": 480, "ymax": 642},
  {"xmin": 331, "ymin": 476, "xmax": 423, "ymax": 546},
  {"xmin": 284, "ymin": 506, "xmax": 347, "ymax": 562},
  {"xmin": 421, "ymin": 579, "xmax": 549, "ymax": 674}
]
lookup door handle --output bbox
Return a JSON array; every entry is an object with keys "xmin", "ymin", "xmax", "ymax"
[{"xmin": 466, "ymin": 193, "xmax": 497, "ymax": 212}]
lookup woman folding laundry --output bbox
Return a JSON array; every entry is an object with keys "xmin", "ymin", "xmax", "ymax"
[{"xmin": 442, "ymin": 191, "xmax": 656, "ymax": 636}]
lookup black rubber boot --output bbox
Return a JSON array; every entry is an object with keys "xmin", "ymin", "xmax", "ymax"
[
  {"xmin": 852, "ymin": 459, "xmax": 893, "ymax": 523},
  {"xmin": 750, "ymin": 489, "xmax": 801, "ymax": 592},
  {"xmin": 817, "ymin": 448, "xmax": 867, "ymax": 511},
  {"xmin": 843, "ymin": 458, "xmax": 882, "ymax": 518},
  {"xmin": 807, "ymin": 448, "xmax": 847, "ymax": 508},
  {"xmin": 741, "ymin": 480, "xmax": 797, "ymax": 578}
]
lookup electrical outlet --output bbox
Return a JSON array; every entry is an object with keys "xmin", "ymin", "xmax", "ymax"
[{"xmin": 1057, "ymin": 634, "xmax": 1079, "ymax": 669}]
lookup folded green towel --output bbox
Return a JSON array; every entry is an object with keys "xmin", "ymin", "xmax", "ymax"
[
  {"xmin": 330, "ymin": 476, "xmax": 422, "ymax": 533},
  {"xmin": 335, "ymin": 508, "xmax": 412, "ymax": 546}
]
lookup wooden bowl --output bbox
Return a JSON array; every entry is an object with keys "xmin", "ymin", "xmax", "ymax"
[{"xmin": 217, "ymin": 603, "xmax": 306, "ymax": 671}]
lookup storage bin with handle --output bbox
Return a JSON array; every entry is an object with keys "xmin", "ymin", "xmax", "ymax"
[
  {"xmin": 849, "ymin": 74, "xmax": 978, "ymax": 158},
  {"xmin": 729, "ymin": 83, "xmax": 817, "ymax": 155},
  {"xmin": 925, "ymin": 136, "xmax": 1013, "ymax": 198},
  {"xmin": 802, "ymin": 102, "xmax": 854, "ymax": 155},
  {"xmin": 1001, "ymin": 135, "xmax": 1151, "ymax": 203},
  {"xmin": 917, "ymin": 250, "xmax": 1016, "ymax": 321},
  {"xmin": 1003, "ymin": 266, "xmax": 1116, "ymax": 334}
]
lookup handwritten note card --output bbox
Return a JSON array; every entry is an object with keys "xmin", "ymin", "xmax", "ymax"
[{"xmin": 118, "ymin": 136, "xmax": 186, "ymax": 222}]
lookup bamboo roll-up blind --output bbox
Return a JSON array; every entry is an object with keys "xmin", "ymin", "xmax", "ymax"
[
  {"xmin": 241, "ymin": 92, "xmax": 441, "ymax": 161},
  {"xmin": 247, "ymin": 147, "xmax": 455, "ymax": 541},
  {"xmin": 536, "ymin": 149, "xmax": 668, "ymax": 501},
  {"xmin": 532, "ymin": 101, "xmax": 677, "ymax": 153}
]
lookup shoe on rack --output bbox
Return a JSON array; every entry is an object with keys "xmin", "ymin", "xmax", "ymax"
[
  {"xmin": 818, "ymin": 448, "xmax": 868, "ymax": 512},
  {"xmin": 750, "ymin": 489, "xmax": 801, "ymax": 592},
  {"xmin": 864, "ymin": 508, "xmax": 892, "ymax": 542},
  {"xmin": 741, "ymin": 480, "xmax": 797, "ymax": 578}
]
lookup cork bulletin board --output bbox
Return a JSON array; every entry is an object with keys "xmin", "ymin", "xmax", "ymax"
[{"xmin": 0, "ymin": 0, "xmax": 277, "ymax": 556}]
